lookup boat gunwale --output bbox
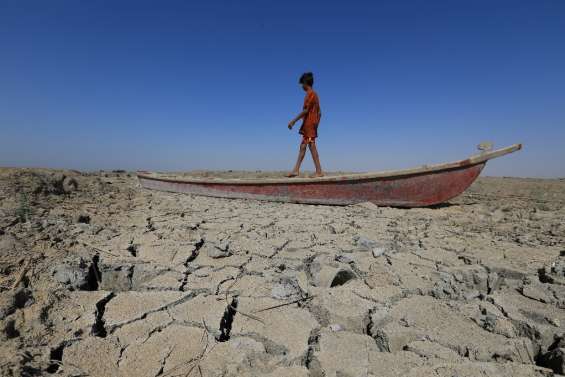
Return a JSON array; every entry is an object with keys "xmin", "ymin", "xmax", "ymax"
[{"xmin": 137, "ymin": 144, "xmax": 521, "ymax": 186}]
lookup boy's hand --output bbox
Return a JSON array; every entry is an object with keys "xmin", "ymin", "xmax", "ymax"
[{"xmin": 288, "ymin": 120, "xmax": 295, "ymax": 129}]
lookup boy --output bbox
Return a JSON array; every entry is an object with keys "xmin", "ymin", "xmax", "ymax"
[{"xmin": 287, "ymin": 72, "xmax": 324, "ymax": 178}]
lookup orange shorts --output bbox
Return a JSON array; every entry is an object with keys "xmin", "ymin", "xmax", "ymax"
[{"xmin": 301, "ymin": 136, "xmax": 316, "ymax": 145}]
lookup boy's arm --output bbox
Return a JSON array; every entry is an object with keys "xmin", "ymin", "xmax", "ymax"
[
  {"xmin": 289, "ymin": 92, "xmax": 314, "ymax": 129},
  {"xmin": 288, "ymin": 110, "xmax": 308, "ymax": 129}
]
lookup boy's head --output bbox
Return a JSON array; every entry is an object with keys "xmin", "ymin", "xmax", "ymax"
[{"xmin": 299, "ymin": 72, "xmax": 314, "ymax": 91}]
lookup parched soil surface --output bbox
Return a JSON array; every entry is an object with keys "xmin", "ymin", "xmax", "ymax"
[{"xmin": 0, "ymin": 168, "xmax": 564, "ymax": 377}]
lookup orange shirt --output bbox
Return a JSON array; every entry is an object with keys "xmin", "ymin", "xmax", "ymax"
[{"xmin": 299, "ymin": 89, "xmax": 321, "ymax": 138}]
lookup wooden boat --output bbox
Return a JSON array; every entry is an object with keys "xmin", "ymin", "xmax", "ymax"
[{"xmin": 137, "ymin": 144, "xmax": 521, "ymax": 207}]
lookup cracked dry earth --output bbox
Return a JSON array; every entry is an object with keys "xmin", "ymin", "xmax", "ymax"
[{"xmin": 1, "ymin": 168, "xmax": 564, "ymax": 377}]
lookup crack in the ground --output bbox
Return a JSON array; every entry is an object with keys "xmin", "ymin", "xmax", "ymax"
[
  {"xmin": 215, "ymin": 276, "xmax": 236, "ymax": 295},
  {"xmin": 304, "ymin": 327, "xmax": 323, "ymax": 376},
  {"xmin": 141, "ymin": 321, "xmax": 176, "ymax": 345},
  {"xmin": 117, "ymin": 345, "xmax": 127, "ymax": 368},
  {"xmin": 86, "ymin": 254, "xmax": 102, "ymax": 291},
  {"xmin": 268, "ymin": 239, "xmax": 291, "ymax": 259},
  {"xmin": 179, "ymin": 239, "xmax": 206, "ymax": 291},
  {"xmin": 179, "ymin": 269, "xmax": 190, "ymax": 292},
  {"xmin": 154, "ymin": 344, "xmax": 176, "ymax": 377},
  {"xmin": 91, "ymin": 292, "xmax": 116, "ymax": 337},
  {"xmin": 216, "ymin": 297, "xmax": 238, "ymax": 342},
  {"xmin": 364, "ymin": 307, "xmax": 377, "ymax": 338},
  {"xmin": 45, "ymin": 341, "xmax": 68, "ymax": 373},
  {"xmin": 186, "ymin": 238, "xmax": 205, "ymax": 263}
]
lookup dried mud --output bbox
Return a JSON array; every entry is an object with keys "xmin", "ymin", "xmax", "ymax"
[{"xmin": 0, "ymin": 167, "xmax": 564, "ymax": 376}]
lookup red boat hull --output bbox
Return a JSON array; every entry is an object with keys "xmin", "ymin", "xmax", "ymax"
[
  {"xmin": 138, "ymin": 144, "xmax": 522, "ymax": 207},
  {"xmin": 138, "ymin": 163, "xmax": 484, "ymax": 207}
]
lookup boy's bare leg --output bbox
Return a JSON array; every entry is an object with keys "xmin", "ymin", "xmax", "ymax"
[
  {"xmin": 308, "ymin": 143, "xmax": 324, "ymax": 177},
  {"xmin": 287, "ymin": 143, "xmax": 307, "ymax": 177}
]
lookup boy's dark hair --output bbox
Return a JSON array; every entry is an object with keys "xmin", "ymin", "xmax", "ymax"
[{"xmin": 299, "ymin": 72, "xmax": 314, "ymax": 86}]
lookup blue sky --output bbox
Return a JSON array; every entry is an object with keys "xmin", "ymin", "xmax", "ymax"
[{"xmin": 1, "ymin": 0, "xmax": 564, "ymax": 177}]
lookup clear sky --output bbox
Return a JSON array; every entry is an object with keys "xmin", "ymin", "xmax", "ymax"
[{"xmin": 1, "ymin": 1, "xmax": 564, "ymax": 177}]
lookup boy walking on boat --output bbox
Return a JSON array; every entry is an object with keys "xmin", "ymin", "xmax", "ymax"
[{"xmin": 287, "ymin": 72, "xmax": 324, "ymax": 178}]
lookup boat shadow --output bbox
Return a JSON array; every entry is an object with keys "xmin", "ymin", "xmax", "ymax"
[{"xmin": 425, "ymin": 201, "xmax": 479, "ymax": 209}]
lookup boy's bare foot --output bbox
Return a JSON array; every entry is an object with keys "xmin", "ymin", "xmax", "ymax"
[
  {"xmin": 286, "ymin": 172, "xmax": 299, "ymax": 178},
  {"xmin": 309, "ymin": 172, "xmax": 325, "ymax": 178}
]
